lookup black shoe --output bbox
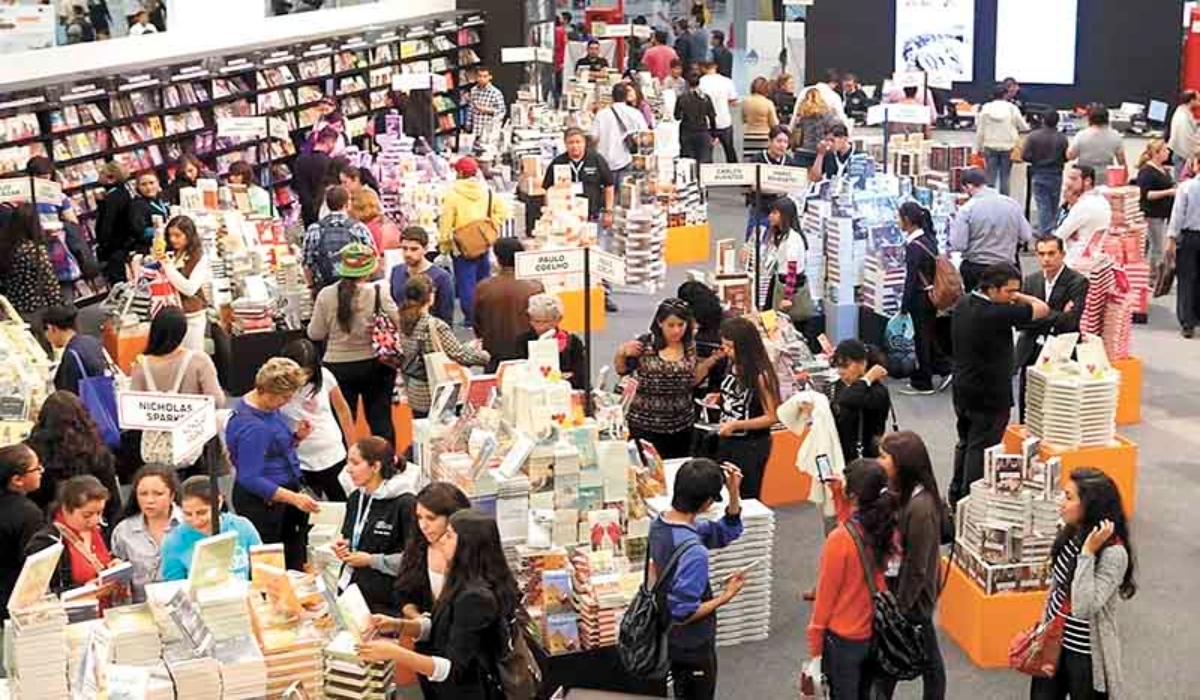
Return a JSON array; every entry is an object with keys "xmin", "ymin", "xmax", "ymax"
[
  {"xmin": 605, "ymin": 298, "xmax": 619, "ymax": 313},
  {"xmin": 1184, "ymin": 327, "xmax": 1195, "ymax": 339},
  {"xmin": 900, "ymin": 385, "xmax": 935, "ymax": 396},
  {"xmin": 937, "ymin": 373, "xmax": 954, "ymax": 392}
]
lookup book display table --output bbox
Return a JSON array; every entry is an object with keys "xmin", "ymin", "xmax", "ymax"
[
  {"xmin": 211, "ymin": 325, "xmax": 307, "ymax": 397},
  {"xmin": 1003, "ymin": 425, "xmax": 1138, "ymax": 517},
  {"xmin": 665, "ymin": 223, "xmax": 711, "ymax": 265},
  {"xmin": 938, "ymin": 560, "xmax": 1044, "ymax": 669},
  {"xmin": 760, "ymin": 428, "xmax": 812, "ymax": 507},
  {"xmin": 559, "ymin": 286, "xmax": 607, "ymax": 334},
  {"xmin": 1113, "ymin": 356, "xmax": 1142, "ymax": 425}
]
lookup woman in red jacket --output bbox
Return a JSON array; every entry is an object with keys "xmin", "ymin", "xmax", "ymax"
[{"xmin": 807, "ymin": 458, "xmax": 898, "ymax": 699}]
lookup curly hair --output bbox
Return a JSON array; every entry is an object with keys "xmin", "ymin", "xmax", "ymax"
[{"xmin": 27, "ymin": 391, "xmax": 118, "ymax": 515}]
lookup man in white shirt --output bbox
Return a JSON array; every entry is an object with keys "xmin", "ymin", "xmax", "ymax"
[
  {"xmin": 1054, "ymin": 164, "xmax": 1112, "ymax": 264},
  {"xmin": 1169, "ymin": 91, "xmax": 1199, "ymax": 171},
  {"xmin": 590, "ymin": 83, "xmax": 649, "ymax": 188},
  {"xmin": 698, "ymin": 61, "xmax": 739, "ymax": 163}
]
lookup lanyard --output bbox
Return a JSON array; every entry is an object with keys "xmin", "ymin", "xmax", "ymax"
[
  {"xmin": 351, "ymin": 493, "xmax": 375, "ymax": 551},
  {"xmin": 569, "ymin": 158, "xmax": 584, "ymax": 181}
]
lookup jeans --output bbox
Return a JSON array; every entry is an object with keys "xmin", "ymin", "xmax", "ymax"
[
  {"xmin": 712, "ymin": 127, "xmax": 738, "ymax": 163},
  {"xmin": 1146, "ymin": 218, "xmax": 1167, "ymax": 271},
  {"xmin": 452, "ymin": 254, "xmax": 491, "ymax": 326},
  {"xmin": 233, "ymin": 482, "xmax": 310, "ymax": 571},
  {"xmin": 949, "ymin": 397, "xmax": 1011, "ymax": 506},
  {"xmin": 910, "ymin": 295, "xmax": 952, "ymax": 390},
  {"xmin": 670, "ymin": 644, "xmax": 717, "ymax": 700},
  {"xmin": 822, "ymin": 631, "xmax": 874, "ymax": 700},
  {"xmin": 681, "ymin": 129, "xmax": 714, "ymax": 163},
  {"xmin": 302, "ymin": 459, "xmax": 347, "ymax": 502},
  {"xmin": 1030, "ymin": 649, "xmax": 1108, "ymax": 699},
  {"xmin": 984, "ymin": 149, "xmax": 1014, "ymax": 195},
  {"xmin": 1178, "ymin": 230, "xmax": 1200, "ymax": 330},
  {"xmin": 326, "ymin": 359, "xmax": 397, "ymax": 447},
  {"xmin": 1031, "ymin": 171, "xmax": 1064, "ymax": 234},
  {"xmin": 875, "ymin": 615, "xmax": 947, "ymax": 700}
]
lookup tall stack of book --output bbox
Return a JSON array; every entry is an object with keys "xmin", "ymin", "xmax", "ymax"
[
  {"xmin": 860, "ymin": 245, "xmax": 906, "ymax": 316},
  {"xmin": 668, "ymin": 158, "xmax": 707, "ymax": 227},
  {"xmin": 249, "ymin": 585, "xmax": 326, "ymax": 698},
  {"xmin": 213, "ymin": 635, "xmax": 268, "ymax": 700},
  {"xmin": 3, "ymin": 599, "xmax": 70, "ymax": 698},
  {"xmin": 105, "ymin": 603, "xmax": 164, "ymax": 666},
  {"xmin": 614, "ymin": 201, "xmax": 668, "ymax": 292},
  {"xmin": 709, "ymin": 499, "xmax": 775, "ymax": 647},
  {"xmin": 824, "ymin": 217, "xmax": 857, "ymax": 304},
  {"xmin": 325, "ymin": 631, "xmax": 396, "ymax": 700},
  {"xmin": 1025, "ymin": 336, "xmax": 1120, "ymax": 449}
]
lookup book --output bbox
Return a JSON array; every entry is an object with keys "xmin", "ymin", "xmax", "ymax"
[
  {"xmin": 251, "ymin": 543, "xmax": 287, "ymax": 575},
  {"xmin": 7, "ymin": 542, "xmax": 62, "ymax": 613},
  {"xmin": 992, "ymin": 455, "xmax": 1024, "ymax": 494},
  {"xmin": 336, "ymin": 584, "xmax": 374, "ymax": 641},
  {"xmin": 189, "ymin": 531, "xmax": 238, "ymax": 590},
  {"xmin": 545, "ymin": 612, "xmax": 580, "ymax": 654}
]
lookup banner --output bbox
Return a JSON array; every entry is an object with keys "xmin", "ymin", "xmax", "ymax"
[{"xmin": 894, "ymin": 0, "xmax": 975, "ymax": 82}]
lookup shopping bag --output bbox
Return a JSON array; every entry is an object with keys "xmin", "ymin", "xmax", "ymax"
[
  {"xmin": 71, "ymin": 351, "xmax": 121, "ymax": 450},
  {"xmin": 885, "ymin": 313, "xmax": 916, "ymax": 379}
]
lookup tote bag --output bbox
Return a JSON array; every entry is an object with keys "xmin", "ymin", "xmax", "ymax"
[
  {"xmin": 70, "ymin": 350, "xmax": 121, "ymax": 450},
  {"xmin": 421, "ymin": 318, "xmax": 468, "ymax": 394}
]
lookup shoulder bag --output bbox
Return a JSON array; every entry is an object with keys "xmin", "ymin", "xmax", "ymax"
[
  {"xmin": 1009, "ymin": 592, "xmax": 1067, "ymax": 677},
  {"xmin": 912, "ymin": 239, "xmax": 964, "ymax": 312},
  {"xmin": 140, "ymin": 351, "xmax": 204, "ymax": 470},
  {"xmin": 845, "ymin": 521, "xmax": 928, "ymax": 681},
  {"xmin": 452, "ymin": 190, "xmax": 499, "ymax": 261},
  {"xmin": 371, "ymin": 286, "xmax": 402, "ymax": 367},
  {"xmin": 70, "ymin": 350, "xmax": 121, "ymax": 450}
]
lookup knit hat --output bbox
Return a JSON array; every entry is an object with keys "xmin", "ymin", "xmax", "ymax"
[
  {"xmin": 454, "ymin": 156, "xmax": 479, "ymax": 178},
  {"xmin": 335, "ymin": 241, "xmax": 378, "ymax": 279}
]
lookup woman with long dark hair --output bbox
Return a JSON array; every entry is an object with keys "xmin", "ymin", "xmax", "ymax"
[
  {"xmin": 1031, "ymin": 468, "xmax": 1136, "ymax": 700},
  {"xmin": 393, "ymin": 482, "xmax": 472, "ymax": 625},
  {"xmin": 359, "ymin": 509, "xmax": 520, "ymax": 699},
  {"xmin": 807, "ymin": 458, "xmax": 898, "ymax": 699},
  {"xmin": 153, "ymin": 215, "xmax": 210, "ymax": 351},
  {"xmin": 27, "ymin": 391, "xmax": 122, "ymax": 538},
  {"xmin": 897, "ymin": 202, "xmax": 952, "ymax": 394},
  {"xmin": 615, "ymin": 298, "xmax": 724, "ymax": 458},
  {"xmin": 110, "ymin": 465, "xmax": 181, "ymax": 600},
  {"xmin": 677, "ymin": 280, "xmax": 728, "ymax": 400},
  {"xmin": 766, "ymin": 197, "xmax": 814, "ymax": 327},
  {"xmin": 875, "ymin": 431, "xmax": 947, "ymax": 700},
  {"xmin": 308, "ymin": 242, "xmax": 399, "ymax": 445},
  {"xmin": 714, "ymin": 317, "xmax": 780, "ymax": 500},
  {"xmin": 280, "ymin": 338, "xmax": 355, "ymax": 501},
  {"xmin": 0, "ymin": 203, "xmax": 63, "ymax": 345}
]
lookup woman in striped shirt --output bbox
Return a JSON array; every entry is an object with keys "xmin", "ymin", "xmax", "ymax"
[{"xmin": 1033, "ymin": 468, "xmax": 1137, "ymax": 700}]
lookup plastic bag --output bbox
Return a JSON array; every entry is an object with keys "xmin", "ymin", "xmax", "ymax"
[{"xmin": 885, "ymin": 313, "xmax": 916, "ymax": 379}]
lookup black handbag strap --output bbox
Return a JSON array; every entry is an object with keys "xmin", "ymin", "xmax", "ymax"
[
  {"xmin": 373, "ymin": 284, "xmax": 381, "ymax": 315},
  {"xmin": 646, "ymin": 537, "xmax": 700, "ymax": 595},
  {"xmin": 844, "ymin": 520, "xmax": 880, "ymax": 597}
]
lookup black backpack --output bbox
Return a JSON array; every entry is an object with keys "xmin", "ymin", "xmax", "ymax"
[
  {"xmin": 845, "ymin": 522, "xmax": 928, "ymax": 681},
  {"xmin": 618, "ymin": 539, "xmax": 699, "ymax": 680}
]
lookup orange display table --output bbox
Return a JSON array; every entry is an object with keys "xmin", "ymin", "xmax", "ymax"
[
  {"xmin": 352, "ymin": 400, "xmax": 414, "ymax": 456},
  {"xmin": 759, "ymin": 429, "xmax": 813, "ymax": 507},
  {"xmin": 558, "ymin": 286, "xmax": 606, "ymax": 334},
  {"xmin": 1003, "ymin": 425, "xmax": 1137, "ymax": 517},
  {"xmin": 938, "ymin": 560, "xmax": 1045, "ymax": 669},
  {"xmin": 1113, "ymin": 356, "xmax": 1142, "ymax": 425},
  {"xmin": 665, "ymin": 223, "xmax": 711, "ymax": 265},
  {"xmin": 102, "ymin": 320, "xmax": 147, "ymax": 375}
]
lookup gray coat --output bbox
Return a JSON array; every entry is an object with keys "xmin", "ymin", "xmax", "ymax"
[{"xmin": 1045, "ymin": 543, "xmax": 1129, "ymax": 698}]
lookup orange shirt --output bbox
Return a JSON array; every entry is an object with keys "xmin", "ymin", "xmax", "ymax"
[{"xmin": 806, "ymin": 522, "xmax": 886, "ymax": 657}]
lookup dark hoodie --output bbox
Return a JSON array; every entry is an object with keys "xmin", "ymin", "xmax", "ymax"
[{"xmin": 340, "ymin": 473, "xmax": 417, "ymax": 613}]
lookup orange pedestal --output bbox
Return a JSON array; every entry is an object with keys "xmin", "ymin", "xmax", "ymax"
[
  {"xmin": 352, "ymin": 400, "xmax": 414, "ymax": 456},
  {"xmin": 759, "ymin": 429, "xmax": 813, "ymax": 507},
  {"xmin": 102, "ymin": 321, "xmax": 147, "ymax": 375},
  {"xmin": 1003, "ymin": 425, "xmax": 1138, "ymax": 517},
  {"xmin": 665, "ymin": 223, "xmax": 711, "ymax": 265},
  {"xmin": 938, "ymin": 560, "xmax": 1045, "ymax": 669},
  {"xmin": 559, "ymin": 286, "xmax": 606, "ymax": 334},
  {"xmin": 1113, "ymin": 356, "xmax": 1142, "ymax": 425}
]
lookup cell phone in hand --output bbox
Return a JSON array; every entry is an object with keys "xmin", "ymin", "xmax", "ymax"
[{"xmin": 816, "ymin": 454, "xmax": 835, "ymax": 483}]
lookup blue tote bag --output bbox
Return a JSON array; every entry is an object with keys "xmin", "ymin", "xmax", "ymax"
[{"xmin": 71, "ymin": 350, "xmax": 121, "ymax": 449}]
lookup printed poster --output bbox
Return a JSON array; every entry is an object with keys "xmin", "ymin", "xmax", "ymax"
[{"xmin": 894, "ymin": 0, "xmax": 975, "ymax": 82}]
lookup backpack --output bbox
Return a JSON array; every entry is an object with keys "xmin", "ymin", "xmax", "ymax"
[
  {"xmin": 451, "ymin": 190, "xmax": 499, "ymax": 261},
  {"xmin": 492, "ymin": 606, "xmax": 544, "ymax": 699},
  {"xmin": 618, "ymin": 538, "xmax": 699, "ymax": 680},
  {"xmin": 139, "ymin": 351, "xmax": 204, "ymax": 470},
  {"xmin": 311, "ymin": 216, "xmax": 362, "ymax": 287},
  {"xmin": 913, "ymin": 240, "xmax": 964, "ymax": 311},
  {"xmin": 845, "ymin": 522, "xmax": 928, "ymax": 681}
]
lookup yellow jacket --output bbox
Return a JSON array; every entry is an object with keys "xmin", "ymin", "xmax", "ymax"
[{"xmin": 438, "ymin": 179, "xmax": 510, "ymax": 254}]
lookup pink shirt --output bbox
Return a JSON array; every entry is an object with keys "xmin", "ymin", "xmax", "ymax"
[{"xmin": 641, "ymin": 45, "xmax": 679, "ymax": 81}]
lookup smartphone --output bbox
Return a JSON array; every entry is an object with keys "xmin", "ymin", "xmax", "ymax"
[{"xmin": 816, "ymin": 454, "xmax": 835, "ymax": 483}]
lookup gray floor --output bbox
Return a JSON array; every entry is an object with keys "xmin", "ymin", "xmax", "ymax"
[{"xmin": 590, "ymin": 180, "xmax": 1200, "ymax": 696}]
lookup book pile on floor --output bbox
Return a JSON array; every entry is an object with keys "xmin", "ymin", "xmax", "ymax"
[
  {"xmin": 613, "ymin": 200, "xmax": 668, "ymax": 292},
  {"xmin": 823, "ymin": 215, "xmax": 857, "ymax": 305},
  {"xmin": 1024, "ymin": 334, "xmax": 1120, "ymax": 449},
  {"xmin": 708, "ymin": 499, "xmax": 775, "ymax": 647},
  {"xmin": 953, "ymin": 438, "xmax": 1059, "ymax": 594},
  {"xmin": 1101, "ymin": 186, "xmax": 1151, "ymax": 318},
  {"xmin": 860, "ymin": 244, "xmax": 906, "ymax": 316}
]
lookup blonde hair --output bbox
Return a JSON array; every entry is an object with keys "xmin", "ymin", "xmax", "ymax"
[
  {"xmin": 798, "ymin": 89, "xmax": 829, "ymax": 119},
  {"xmin": 527, "ymin": 293, "xmax": 564, "ymax": 322},
  {"xmin": 351, "ymin": 188, "xmax": 381, "ymax": 224},
  {"xmin": 99, "ymin": 162, "xmax": 127, "ymax": 185},
  {"xmin": 255, "ymin": 357, "xmax": 306, "ymax": 397},
  {"xmin": 1138, "ymin": 138, "xmax": 1168, "ymax": 169}
]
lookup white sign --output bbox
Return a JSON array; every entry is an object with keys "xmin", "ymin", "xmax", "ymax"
[
  {"xmin": 590, "ymin": 248, "xmax": 627, "ymax": 286},
  {"xmin": 927, "ymin": 72, "xmax": 954, "ymax": 91},
  {"xmin": 867, "ymin": 103, "xmax": 933, "ymax": 126},
  {"xmin": 759, "ymin": 165, "xmax": 810, "ymax": 194},
  {"xmin": 0, "ymin": 177, "xmax": 63, "ymax": 206},
  {"xmin": 172, "ymin": 403, "xmax": 217, "ymax": 465},
  {"xmin": 700, "ymin": 163, "xmax": 758, "ymax": 187},
  {"xmin": 501, "ymin": 47, "xmax": 538, "ymax": 64},
  {"xmin": 118, "ymin": 392, "xmax": 215, "ymax": 432},
  {"xmin": 216, "ymin": 116, "xmax": 268, "ymax": 139},
  {"xmin": 631, "ymin": 25, "xmax": 653, "ymax": 40},
  {"xmin": 783, "ymin": 0, "xmax": 814, "ymax": 5},
  {"xmin": 393, "ymin": 72, "xmax": 433, "ymax": 90},
  {"xmin": 893, "ymin": 70, "xmax": 926, "ymax": 90},
  {"xmin": 595, "ymin": 23, "xmax": 632, "ymax": 38},
  {"xmin": 515, "ymin": 248, "xmax": 587, "ymax": 279}
]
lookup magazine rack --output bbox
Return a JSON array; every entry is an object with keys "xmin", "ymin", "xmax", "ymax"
[{"xmin": 1003, "ymin": 425, "xmax": 1138, "ymax": 517}]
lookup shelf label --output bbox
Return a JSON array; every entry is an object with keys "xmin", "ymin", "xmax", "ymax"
[{"xmin": 700, "ymin": 163, "xmax": 757, "ymax": 187}]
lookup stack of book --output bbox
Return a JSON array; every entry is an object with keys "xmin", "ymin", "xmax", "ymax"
[
  {"xmin": 1078, "ymin": 255, "xmax": 1118, "ymax": 337},
  {"xmin": 249, "ymin": 586, "xmax": 326, "ymax": 698},
  {"xmin": 213, "ymin": 636, "xmax": 268, "ymax": 700},
  {"xmin": 66, "ymin": 619, "xmax": 101, "ymax": 685},
  {"xmin": 3, "ymin": 599, "xmax": 70, "ymax": 699},
  {"xmin": 823, "ymin": 217, "xmax": 857, "ymax": 304},
  {"xmin": 196, "ymin": 579, "xmax": 253, "ymax": 641},
  {"xmin": 495, "ymin": 471, "xmax": 531, "ymax": 547},
  {"xmin": 708, "ymin": 499, "xmax": 775, "ymax": 647},
  {"xmin": 324, "ymin": 631, "xmax": 396, "ymax": 700},
  {"xmin": 860, "ymin": 247, "xmax": 906, "ymax": 316},
  {"xmin": 615, "ymin": 201, "xmax": 668, "ymax": 292},
  {"xmin": 1025, "ymin": 365, "xmax": 1119, "ymax": 448},
  {"xmin": 163, "ymin": 643, "xmax": 222, "ymax": 700},
  {"xmin": 668, "ymin": 158, "xmax": 707, "ymax": 227},
  {"xmin": 230, "ymin": 298, "xmax": 275, "ymax": 335},
  {"xmin": 105, "ymin": 603, "xmax": 163, "ymax": 666}
]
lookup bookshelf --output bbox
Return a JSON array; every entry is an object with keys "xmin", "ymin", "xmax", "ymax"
[{"xmin": 0, "ymin": 9, "xmax": 485, "ymax": 302}]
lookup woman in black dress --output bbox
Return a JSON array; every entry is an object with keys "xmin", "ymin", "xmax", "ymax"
[{"xmin": 713, "ymin": 317, "xmax": 781, "ymax": 501}]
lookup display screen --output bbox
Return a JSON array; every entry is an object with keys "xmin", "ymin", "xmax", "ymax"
[
  {"xmin": 894, "ymin": 0, "xmax": 975, "ymax": 82},
  {"xmin": 995, "ymin": 0, "xmax": 1079, "ymax": 84},
  {"xmin": 1148, "ymin": 100, "xmax": 1170, "ymax": 123}
]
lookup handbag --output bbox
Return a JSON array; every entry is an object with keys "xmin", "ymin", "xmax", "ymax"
[
  {"xmin": 139, "ymin": 351, "xmax": 204, "ymax": 470},
  {"xmin": 421, "ymin": 318, "xmax": 468, "ymax": 396},
  {"xmin": 70, "ymin": 350, "xmax": 121, "ymax": 450},
  {"xmin": 1153, "ymin": 258, "xmax": 1175, "ymax": 297},
  {"xmin": 845, "ymin": 521, "xmax": 928, "ymax": 681},
  {"xmin": 451, "ymin": 190, "xmax": 498, "ymax": 260},
  {"xmin": 1009, "ymin": 606, "xmax": 1066, "ymax": 678},
  {"xmin": 610, "ymin": 105, "xmax": 640, "ymax": 155},
  {"xmin": 370, "ymin": 286, "xmax": 402, "ymax": 367}
]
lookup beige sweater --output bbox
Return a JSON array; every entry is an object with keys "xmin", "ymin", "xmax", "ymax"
[
  {"xmin": 308, "ymin": 280, "xmax": 399, "ymax": 363},
  {"xmin": 130, "ymin": 350, "xmax": 225, "ymax": 406},
  {"xmin": 742, "ymin": 94, "xmax": 779, "ymax": 134}
]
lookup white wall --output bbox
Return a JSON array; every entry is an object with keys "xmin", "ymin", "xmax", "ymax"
[{"xmin": 1, "ymin": 0, "xmax": 457, "ymax": 92}]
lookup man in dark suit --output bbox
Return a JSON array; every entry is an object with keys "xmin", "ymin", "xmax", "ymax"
[{"xmin": 1016, "ymin": 235, "xmax": 1089, "ymax": 421}]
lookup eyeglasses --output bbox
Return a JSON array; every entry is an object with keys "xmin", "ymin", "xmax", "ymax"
[{"xmin": 20, "ymin": 466, "xmax": 44, "ymax": 476}]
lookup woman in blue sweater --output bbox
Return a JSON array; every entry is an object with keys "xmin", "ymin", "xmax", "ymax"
[
  {"xmin": 226, "ymin": 357, "xmax": 321, "ymax": 570},
  {"xmin": 160, "ymin": 475, "xmax": 261, "ymax": 582}
]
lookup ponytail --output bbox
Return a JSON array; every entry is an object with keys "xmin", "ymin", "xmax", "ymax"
[
  {"xmin": 399, "ymin": 275, "xmax": 433, "ymax": 335},
  {"xmin": 336, "ymin": 278, "xmax": 358, "ymax": 333},
  {"xmin": 1137, "ymin": 138, "xmax": 1167, "ymax": 170},
  {"xmin": 844, "ymin": 459, "xmax": 898, "ymax": 568},
  {"xmin": 898, "ymin": 201, "xmax": 935, "ymax": 240}
]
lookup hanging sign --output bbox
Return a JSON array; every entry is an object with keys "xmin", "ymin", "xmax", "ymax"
[{"xmin": 700, "ymin": 163, "xmax": 757, "ymax": 187}]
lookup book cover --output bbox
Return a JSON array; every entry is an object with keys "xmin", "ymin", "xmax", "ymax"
[
  {"xmin": 993, "ymin": 455, "xmax": 1024, "ymax": 495},
  {"xmin": 979, "ymin": 521, "xmax": 1010, "ymax": 565},
  {"xmin": 546, "ymin": 613, "xmax": 580, "ymax": 654},
  {"xmin": 336, "ymin": 584, "xmax": 374, "ymax": 642},
  {"xmin": 8, "ymin": 542, "xmax": 63, "ymax": 613},
  {"xmin": 189, "ymin": 531, "xmax": 238, "ymax": 590},
  {"xmin": 541, "ymin": 569, "xmax": 572, "ymax": 615}
]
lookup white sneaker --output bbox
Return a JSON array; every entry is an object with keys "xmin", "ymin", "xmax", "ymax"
[{"xmin": 937, "ymin": 374, "xmax": 954, "ymax": 392}]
